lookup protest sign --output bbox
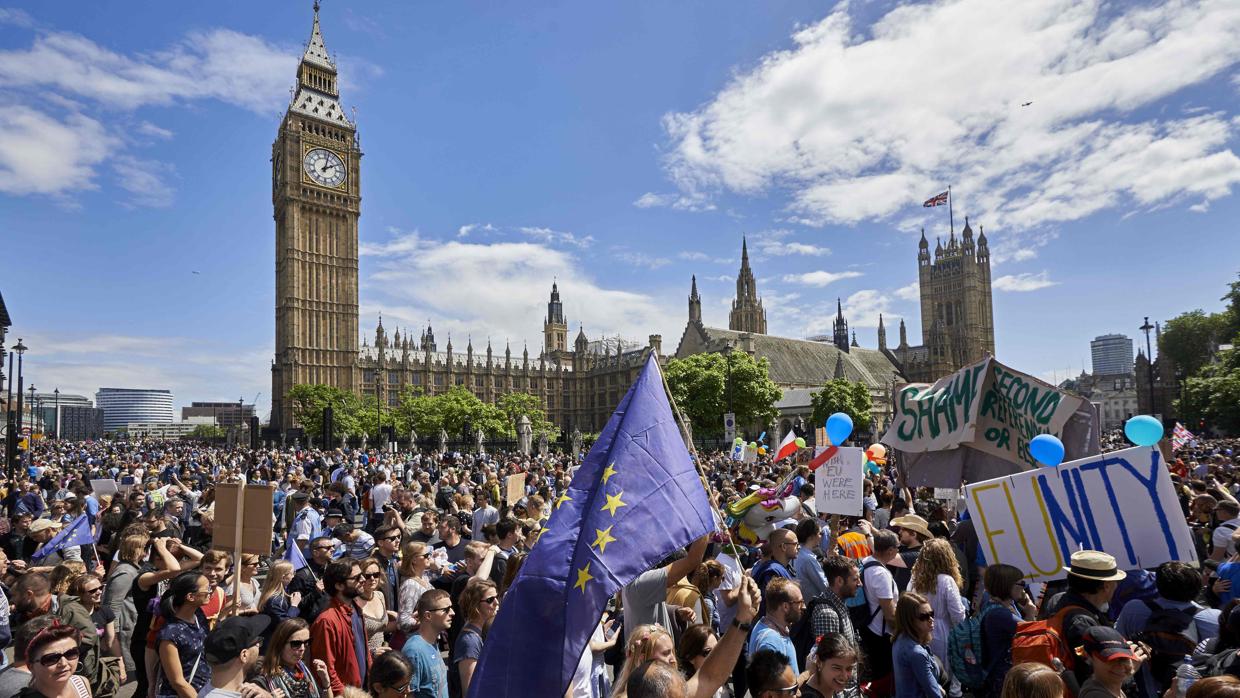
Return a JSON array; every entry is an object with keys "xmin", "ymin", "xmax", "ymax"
[
  {"xmin": 814, "ymin": 447, "xmax": 864, "ymax": 516},
  {"xmin": 212, "ymin": 483, "xmax": 276, "ymax": 556},
  {"xmin": 883, "ymin": 357, "xmax": 1085, "ymax": 469},
  {"xmin": 964, "ymin": 446, "xmax": 1194, "ymax": 582},
  {"xmin": 90, "ymin": 479, "xmax": 119, "ymax": 496},
  {"xmin": 505, "ymin": 473, "xmax": 527, "ymax": 504}
]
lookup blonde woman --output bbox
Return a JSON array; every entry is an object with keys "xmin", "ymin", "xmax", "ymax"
[
  {"xmin": 49, "ymin": 560, "xmax": 87, "ymax": 595},
  {"xmin": 612, "ymin": 624, "xmax": 677, "ymax": 698},
  {"xmin": 257, "ymin": 561, "xmax": 302, "ymax": 631},
  {"xmin": 909, "ymin": 539, "xmax": 966, "ymax": 695},
  {"xmin": 229, "ymin": 554, "xmax": 262, "ymax": 612},
  {"xmin": 397, "ymin": 541, "xmax": 433, "ymax": 637}
]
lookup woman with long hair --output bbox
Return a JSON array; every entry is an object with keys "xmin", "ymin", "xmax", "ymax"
[
  {"xmin": 999, "ymin": 662, "xmax": 1063, "ymax": 698},
  {"xmin": 256, "ymin": 618, "xmax": 334, "ymax": 698},
  {"xmin": 979, "ymin": 564, "xmax": 1038, "ymax": 695},
  {"xmin": 257, "ymin": 561, "xmax": 302, "ymax": 632},
  {"xmin": 367, "ymin": 650, "xmax": 415, "ymax": 698},
  {"xmin": 802, "ymin": 633, "xmax": 862, "ymax": 698},
  {"xmin": 155, "ymin": 571, "xmax": 212, "ymax": 698},
  {"xmin": 909, "ymin": 539, "xmax": 966, "ymax": 695},
  {"xmin": 675, "ymin": 624, "xmax": 733, "ymax": 698},
  {"xmin": 892, "ymin": 592, "xmax": 945, "ymax": 698},
  {"xmin": 396, "ymin": 541, "xmax": 433, "ymax": 643},
  {"xmin": 228, "ymin": 554, "xmax": 262, "ymax": 612},
  {"xmin": 20, "ymin": 622, "xmax": 89, "ymax": 698},
  {"xmin": 612, "ymin": 624, "xmax": 676, "ymax": 698},
  {"xmin": 500, "ymin": 551, "xmax": 527, "ymax": 597},
  {"xmin": 49, "ymin": 561, "xmax": 86, "ymax": 596},
  {"xmin": 69, "ymin": 574, "xmax": 124, "ymax": 677},
  {"xmin": 454, "ymin": 578, "xmax": 499, "ymax": 695},
  {"xmin": 356, "ymin": 557, "xmax": 394, "ymax": 652},
  {"xmin": 670, "ymin": 561, "xmax": 724, "ymax": 633}
]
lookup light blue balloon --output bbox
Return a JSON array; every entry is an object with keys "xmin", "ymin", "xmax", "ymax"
[
  {"xmin": 1125, "ymin": 415, "xmax": 1164, "ymax": 447},
  {"xmin": 826, "ymin": 412, "xmax": 853, "ymax": 445},
  {"xmin": 1029, "ymin": 434, "xmax": 1065, "ymax": 467}
]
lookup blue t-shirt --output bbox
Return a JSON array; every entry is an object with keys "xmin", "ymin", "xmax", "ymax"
[
  {"xmin": 746, "ymin": 618, "xmax": 799, "ymax": 676},
  {"xmin": 403, "ymin": 634, "xmax": 448, "ymax": 698},
  {"xmin": 453, "ymin": 625, "xmax": 484, "ymax": 666},
  {"xmin": 1218, "ymin": 562, "xmax": 1240, "ymax": 605}
]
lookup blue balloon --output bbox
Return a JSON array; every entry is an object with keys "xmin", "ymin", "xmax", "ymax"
[
  {"xmin": 826, "ymin": 412, "xmax": 853, "ymax": 445},
  {"xmin": 1125, "ymin": 415, "xmax": 1164, "ymax": 447},
  {"xmin": 1029, "ymin": 434, "xmax": 1065, "ymax": 467}
]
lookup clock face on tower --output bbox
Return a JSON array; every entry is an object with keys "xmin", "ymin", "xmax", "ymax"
[{"xmin": 302, "ymin": 147, "xmax": 346, "ymax": 188}]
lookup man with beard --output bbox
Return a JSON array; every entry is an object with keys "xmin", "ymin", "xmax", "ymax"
[
  {"xmin": 310, "ymin": 559, "xmax": 371, "ymax": 694},
  {"xmin": 746, "ymin": 577, "xmax": 805, "ymax": 677}
]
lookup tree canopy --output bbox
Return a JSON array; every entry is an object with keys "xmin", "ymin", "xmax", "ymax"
[
  {"xmin": 664, "ymin": 350, "xmax": 781, "ymax": 437},
  {"xmin": 286, "ymin": 384, "xmax": 364, "ymax": 439},
  {"xmin": 809, "ymin": 379, "xmax": 873, "ymax": 433}
]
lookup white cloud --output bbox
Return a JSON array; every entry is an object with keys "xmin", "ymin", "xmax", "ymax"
[
  {"xmin": 993, "ymin": 271, "xmax": 1058, "ymax": 292},
  {"xmin": 135, "ymin": 121, "xmax": 174, "ymax": 140},
  {"xmin": 782, "ymin": 270, "xmax": 863, "ymax": 287},
  {"xmin": 457, "ymin": 223, "xmax": 495, "ymax": 238},
  {"xmin": 0, "ymin": 106, "xmax": 114, "ymax": 195},
  {"xmin": 678, "ymin": 251, "xmax": 732, "ymax": 263},
  {"xmin": 518, "ymin": 226, "xmax": 594, "ymax": 249},
  {"xmin": 989, "ymin": 228, "xmax": 1058, "ymax": 264},
  {"xmin": 0, "ymin": 8, "xmax": 35, "ymax": 28},
  {"xmin": 615, "ymin": 251, "xmax": 671, "ymax": 270},
  {"xmin": 752, "ymin": 229, "xmax": 831, "ymax": 257},
  {"xmin": 893, "ymin": 281, "xmax": 920, "ymax": 302},
  {"xmin": 112, "ymin": 155, "xmax": 176, "ymax": 207},
  {"xmin": 360, "ymin": 230, "xmax": 680, "ymax": 351},
  {"xmin": 802, "ymin": 289, "xmax": 900, "ymax": 335},
  {"xmin": 633, "ymin": 191, "xmax": 716, "ymax": 212},
  {"xmin": 659, "ymin": 0, "xmax": 1240, "ymax": 240}
]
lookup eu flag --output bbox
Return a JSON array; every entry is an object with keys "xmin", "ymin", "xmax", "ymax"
[
  {"xmin": 468, "ymin": 353, "xmax": 716, "ymax": 697},
  {"xmin": 31, "ymin": 515, "xmax": 95, "ymax": 561},
  {"xmin": 283, "ymin": 530, "xmax": 308, "ymax": 572}
]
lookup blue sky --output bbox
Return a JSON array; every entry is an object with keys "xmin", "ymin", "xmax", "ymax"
[{"xmin": 2, "ymin": 0, "xmax": 1238, "ymax": 418}]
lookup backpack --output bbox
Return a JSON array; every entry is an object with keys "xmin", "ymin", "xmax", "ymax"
[
  {"xmin": 791, "ymin": 596, "xmax": 832, "ymax": 669},
  {"xmin": 53, "ymin": 596, "xmax": 124, "ymax": 698},
  {"xmin": 947, "ymin": 601, "xmax": 1004, "ymax": 690},
  {"xmin": 1203, "ymin": 647, "xmax": 1240, "ymax": 678},
  {"xmin": 847, "ymin": 560, "xmax": 885, "ymax": 634},
  {"xmin": 1011, "ymin": 605, "xmax": 1082, "ymax": 671},
  {"xmin": 1133, "ymin": 600, "xmax": 1200, "ymax": 692}
]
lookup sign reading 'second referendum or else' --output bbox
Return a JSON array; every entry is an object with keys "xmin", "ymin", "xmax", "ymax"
[
  {"xmin": 964, "ymin": 446, "xmax": 1195, "ymax": 582},
  {"xmin": 883, "ymin": 357, "xmax": 1084, "ymax": 468}
]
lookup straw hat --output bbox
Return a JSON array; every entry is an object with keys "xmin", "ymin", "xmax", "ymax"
[
  {"xmin": 29, "ymin": 519, "xmax": 62, "ymax": 534},
  {"xmin": 889, "ymin": 514, "xmax": 932, "ymax": 540},
  {"xmin": 1063, "ymin": 550, "xmax": 1126, "ymax": 582}
]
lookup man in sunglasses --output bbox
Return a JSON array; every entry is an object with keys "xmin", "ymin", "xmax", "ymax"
[
  {"xmin": 403, "ymin": 589, "xmax": 454, "ymax": 698},
  {"xmin": 310, "ymin": 559, "xmax": 371, "ymax": 694},
  {"xmin": 292, "ymin": 534, "xmax": 338, "ymax": 620},
  {"xmin": 746, "ymin": 648, "xmax": 800, "ymax": 698},
  {"xmin": 197, "ymin": 615, "xmax": 273, "ymax": 698}
]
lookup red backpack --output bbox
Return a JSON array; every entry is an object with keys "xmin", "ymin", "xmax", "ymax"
[{"xmin": 1010, "ymin": 605, "xmax": 1081, "ymax": 671}]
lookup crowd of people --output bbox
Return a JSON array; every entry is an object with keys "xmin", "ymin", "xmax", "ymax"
[{"xmin": 0, "ymin": 431, "xmax": 1235, "ymax": 698}]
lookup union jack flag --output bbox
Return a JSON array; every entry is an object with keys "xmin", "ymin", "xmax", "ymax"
[
  {"xmin": 1172, "ymin": 422, "xmax": 1195, "ymax": 451},
  {"xmin": 923, "ymin": 191, "xmax": 949, "ymax": 207}
]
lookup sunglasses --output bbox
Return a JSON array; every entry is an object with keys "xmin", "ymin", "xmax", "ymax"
[
  {"xmin": 388, "ymin": 681, "xmax": 412, "ymax": 695},
  {"xmin": 425, "ymin": 606, "xmax": 453, "ymax": 614},
  {"xmin": 481, "ymin": 596, "xmax": 498, "ymax": 605},
  {"xmin": 83, "ymin": 586, "xmax": 103, "ymax": 594},
  {"xmin": 380, "ymin": 535, "xmax": 401, "ymax": 542},
  {"xmin": 314, "ymin": 545, "xmax": 335, "ymax": 551},
  {"xmin": 36, "ymin": 647, "xmax": 81, "ymax": 667},
  {"xmin": 917, "ymin": 611, "xmax": 935, "ymax": 621},
  {"xmin": 363, "ymin": 572, "xmax": 383, "ymax": 580},
  {"xmin": 288, "ymin": 639, "xmax": 309, "ymax": 649}
]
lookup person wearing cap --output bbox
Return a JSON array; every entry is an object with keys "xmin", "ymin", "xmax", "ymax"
[
  {"xmin": 1074, "ymin": 626, "xmax": 1146, "ymax": 698},
  {"xmin": 291, "ymin": 534, "xmax": 336, "ymax": 619},
  {"xmin": 1044, "ymin": 550, "xmax": 1127, "ymax": 688},
  {"xmin": 197, "ymin": 614, "xmax": 274, "ymax": 698},
  {"xmin": 27, "ymin": 518, "xmax": 82, "ymax": 572},
  {"xmin": 889, "ymin": 514, "xmax": 932, "ymax": 592},
  {"xmin": 290, "ymin": 491, "xmax": 321, "ymax": 551}
]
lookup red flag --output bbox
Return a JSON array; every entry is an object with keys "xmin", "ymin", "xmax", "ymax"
[
  {"xmin": 923, "ymin": 191, "xmax": 948, "ymax": 207},
  {"xmin": 774, "ymin": 431, "xmax": 799, "ymax": 461}
]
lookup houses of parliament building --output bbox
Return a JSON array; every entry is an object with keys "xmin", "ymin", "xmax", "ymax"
[{"xmin": 269, "ymin": 6, "xmax": 995, "ymax": 434}]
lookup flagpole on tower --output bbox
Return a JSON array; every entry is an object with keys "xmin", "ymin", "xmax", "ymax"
[{"xmin": 948, "ymin": 185, "xmax": 954, "ymax": 234}]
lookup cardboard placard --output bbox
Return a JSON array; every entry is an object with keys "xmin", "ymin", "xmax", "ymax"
[
  {"xmin": 813, "ymin": 447, "xmax": 865, "ymax": 516},
  {"xmin": 964, "ymin": 446, "xmax": 1194, "ymax": 581},
  {"xmin": 90, "ymin": 479, "xmax": 119, "ymax": 496},
  {"xmin": 211, "ymin": 483, "xmax": 276, "ymax": 556},
  {"xmin": 504, "ymin": 473, "xmax": 527, "ymax": 504}
]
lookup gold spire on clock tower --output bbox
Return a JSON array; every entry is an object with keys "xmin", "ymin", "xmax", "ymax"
[{"xmin": 271, "ymin": 2, "xmax": 362, "ymax": 431}]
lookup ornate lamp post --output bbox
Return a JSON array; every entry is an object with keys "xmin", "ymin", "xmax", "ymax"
[{"xmin": 53, "ymin": 388, "xmax": 59, "ymax": 439}]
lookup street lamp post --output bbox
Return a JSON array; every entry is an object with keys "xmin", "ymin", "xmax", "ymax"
[
  {"xmin": 13, "ymin": 339, "xmax": 25, "ymax": 439},
  {"xmin": 27, "ymin": 385, "xmax": 36, "ymax": 435},
  {"xmin": 53, "ymin": 388, "xmax": 59, "ymax": 439},
  {"xmin": 1139, "ymin": 317, "xmax": 1156, "ymax": 416}
]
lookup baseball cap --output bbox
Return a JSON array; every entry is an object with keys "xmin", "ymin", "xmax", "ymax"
[
  {"xmin": 29, "ymin": 519, "xmax": 62, "ymax": 533},
  {"xmin": 1078, "ymin": 626, "xmax": 1137, "ymax": 662},
  {"xmin": 324, "ymin": 506, "xmax": 346, "ymax": 520},
  {"xmin": 203, "ymin": 615, "xmax": 271, "ymax": 664}
]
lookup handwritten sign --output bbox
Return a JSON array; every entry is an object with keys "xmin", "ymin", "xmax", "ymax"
[
  {"xmin": 814, "ymin": 447, "xmax": 864, "ymax": 516},
  {"xmin": 883, "ymin": 357, "xmax": 1084, "ymax": 468},
  {"xmin": 505, "ymin": 473, "xmax": 527, "ymax": 504},
  {"xmin": 964, "ymin": 446, "xmax": 1194, "ymax": 581}
]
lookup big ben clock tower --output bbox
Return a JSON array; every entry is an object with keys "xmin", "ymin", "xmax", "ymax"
[{"xmin": 271, "ymin": 2, "xmax": 361, "ymax": 431}]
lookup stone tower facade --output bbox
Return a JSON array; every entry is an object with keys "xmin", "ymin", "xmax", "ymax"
[
  {"xmin": 271, "ymin": 3, "xmax": 362, "ymax": 430},
  {"xmin": 728, "ymin": 237, "xmax": 767, "ymax": 334},
  {"xmin": 890, "ymin": 217, "xmax": 995, "ymax": 381},
  {"xmin": 832, "ymin": 298, "xmax": 849, "ymax": 352},
  {"xmin": 543, "ymin": 282, "xmax": 568, "ymax": 358}
]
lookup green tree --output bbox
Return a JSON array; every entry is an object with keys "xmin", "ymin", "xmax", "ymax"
[
  {"xmin": 495, "ymin": 391, "xmax": 556, "ymax": 437},
  {"xmin": 286, "ymin": 384, "xmax": 363, "ymax": 439},
  {"xmin": 809, "ymin": 379, "xmax": 873, "ymax": 433},
  {"xmin": 395, "ymin": 386, "xmax": 509, "ymax": 438},
  {"xmin": 187, "ymin": 424, "xmax": 226, "ymax": 439},
  {"xmin": 665, "ymin": 350, "xmax": 781, "ymax": 437},
  {"xmin": 1177, "ymin": 347, "xmax": 1240, "ymax": 433},
  {"xmin": 1222, "ymin": 271, "xmax": 1240, "ymax": 344},
  {"xmin": 1160, "ymin": 310, "xmax": 1228, "ymax": 377}
]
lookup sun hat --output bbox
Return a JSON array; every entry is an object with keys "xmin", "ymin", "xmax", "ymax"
[
  {"xmin": 1063, "ymin": 550, "xmax": 1126, "ymax": 582},
  {"xmin": 889, "ymin": 514, "xmax": 933, "ymax": 540}
]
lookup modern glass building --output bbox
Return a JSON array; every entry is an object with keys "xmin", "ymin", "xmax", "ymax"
[
  {"xmin": 1090, "ymin": 334, "xmax": 1135, "ymax": 376},
  {"xmin": 95, "ymin": 388, "xmax": 174, "ymax": 433}
]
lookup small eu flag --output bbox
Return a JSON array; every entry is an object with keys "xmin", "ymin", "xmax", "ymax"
[
  {"xmin": 283, "ymin": 530, "xmax": 308, "ymax": 572},
  {"xmin": 467, "ymin": 353, "xmax": 716, "ymax": 698},
  {"xmin": 31, "ymin": 515, "xmax": 95, "ymax": 561}
]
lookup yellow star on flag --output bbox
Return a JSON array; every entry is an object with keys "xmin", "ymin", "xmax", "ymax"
[
  {"xmin": 592, "ymin": 525, "xmax": 618, "ymax": 554},
  {"xmin": 555, "ymin": 492, "xmax": 571, "ymax": 510},
  {"xmin": 601, "ymin": 462, "xmax": 618, "ymax": 483},
  {"xmin": 574, "ymin": 562, "xmax": 594, "ymax": 593},
  {"xmin": 601, "ymin": 491, "xmax": 627, "ymax": 516}
]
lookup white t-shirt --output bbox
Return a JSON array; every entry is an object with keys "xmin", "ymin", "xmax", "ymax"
[
  {"xmin": 862, "ymin": 556, "xmax": 898, "ymax": 637},
  {"xmin": 714, "ymin": 551, "xmax": 744, "ymax": 629},
  {"xmin": 371, "ymin": 482, "xmax": 393, "ymax": 514},
  {"xmin": 1214, "ymin": 518, "xmax": 1240, "ymax": 556}
]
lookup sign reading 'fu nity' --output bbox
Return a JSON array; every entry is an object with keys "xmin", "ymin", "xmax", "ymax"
[
  {"xmin": 884, "ymin": 357, "xmax": 1084, "ymax": 468},
  {"xmin": 964, "ymin": 446, "xmax": 1195, "ymax": 582}
]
